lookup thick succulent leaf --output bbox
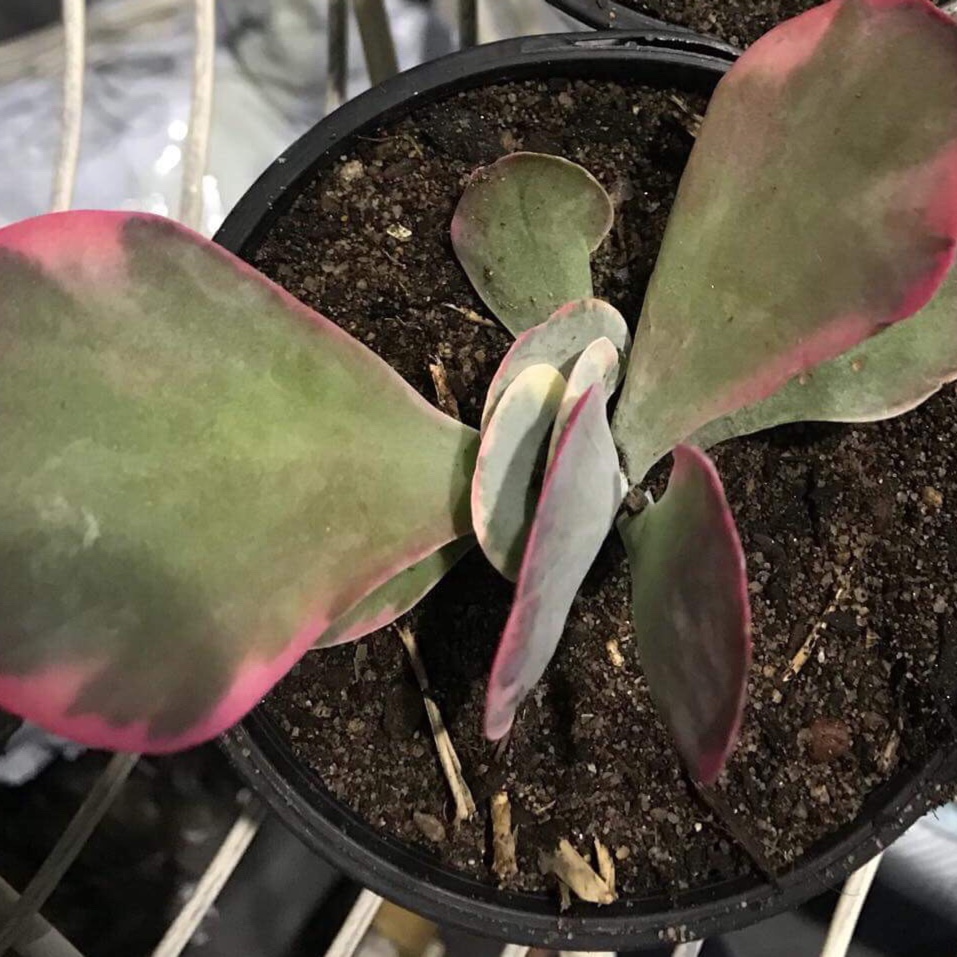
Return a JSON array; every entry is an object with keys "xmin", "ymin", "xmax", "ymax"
[
  {"xmin": 613, "ymin": 0, "xmax": 957, "ymax": 484},
  {"xmin": 546, "ymin": 336, "xmax": 620, "ymax": 465},
  {"xmin": 485, "ymin": 387, "xmax": 624, "ymax": 740},
  {"xmin": 481, "ymin": 298, "xmax": 630, "ymax": 433},
  {"xmin": 451, "ymin": 153, "xmax": 614, "ymax": 335},
  {"xmin": 0, "ymin": 211, "xmax": 477, "ymax": 753},
  {"xmin": 691, "ymin": 267, "xmax": 957, "ymax": 448},
  {"xmin": 472, "ymin": 364, "xmax": 565, "ymax": 581},
  {"xmin": 618, "ymin": 445, "xmax": 750, "ymax": 785},
  {"xmin": 319, "ymin": 537, "xmax": 475, "ymax": 647}
]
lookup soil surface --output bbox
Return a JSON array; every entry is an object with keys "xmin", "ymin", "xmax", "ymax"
[
  {"xmin": 614, "ymin": 0, "xmax": 820, "ymax": 46},
  {"xmin": 611, "ymin": 0, "xmax": 948, "ymax": 48},
  {"xmin": 252, "ymin": 78, "xmax": 955, "ymax": 899}
]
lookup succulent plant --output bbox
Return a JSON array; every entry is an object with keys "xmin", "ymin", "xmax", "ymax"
[
  {"xmin": 2, "ymin": 0, "xmax": 957, "ymax": 793},
  {"xmin": 455, "ymin": 0, "xmax": 957, "ymax": 783}
]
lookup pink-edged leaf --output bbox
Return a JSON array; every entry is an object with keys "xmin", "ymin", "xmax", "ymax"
[
  {"xmin": 472, "ymin": 364, "xmax": 565, "ymax": 581},
  {"xmin": 320, "ymin": 537, "xmax": 475, "ymax": 646},
  {"xmin": 451, "ymin": 153, "xmax": 614, "ymax": 336},
  {"xmin": 691, "ymin": 266, "xmax": 957, "ymax": 448},
  {"xmin": 545, "ymin": 336, "xmax": 620, "ymax": 466},
  {"xmin": 613, "ymin": 0, "xmax": 957, "ymax": 484},
  {"xmin": 618, "ymin": 446, "xmax": 751, "ymax": 785},
  {"xmin": 485, "ymin": 387, "xmax": 624, "ymax": 740},
  {"xmin": 0, "ymin": 211, "xmax": 477, "ymax": 753},
  {"xmin": 481, "ymin": 298, "xmax": 630, "ymax": 434}
]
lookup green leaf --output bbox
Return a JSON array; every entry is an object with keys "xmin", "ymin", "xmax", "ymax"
[
  {"xmin": 613, "ymin": 0, "xmax": 957, "ymax": 484},
  {"xmin": 690, "ymin": 266, "xmax": 957, "ymax": 448},
  {"xmin": 320, "ymin": 537, "xmax": 476, "ymax": 646},
  {"xmin": 619, "ymin": 445, "xmax": 750, "ymax": 785},
  {"xmin": 0, "ymin": 211, "xmax": 477, "ymax": 753},
  {"xmin": 546, "ymin": 336, "xmax": 621, "ymax": 466},
  {"xmin": 472, "ymin": 364, "xmax": 565, "ymax": 581},
  {"xmin": 486, "ymin": 387, "xmax": 624, "ymax": 739},
  {"xmin": 481, "ymin": 298, "xmax": 630, "ymax": 433},
  {"xmin": 451, "ymin": 153, "xmax": 614, "ymax": 335}
]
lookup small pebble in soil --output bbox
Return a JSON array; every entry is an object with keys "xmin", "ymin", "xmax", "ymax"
[
  {"xmin": 806, "ymin": 718, "xmax": 853, "ymax": 763},
  {"xmin": 809, "ymin": 783, "xmax": 831, "ymax": 805},
  {"xmin": 338, "ymin": 159, "xmax": 364, "ymax": 184},
  {"xmin": 413, "ymin": 811, "xmax": 447, "ymax": 843}
]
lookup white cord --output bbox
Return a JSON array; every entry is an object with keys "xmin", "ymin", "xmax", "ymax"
[
  {"xmin": 819, "ymin": 852, "xmax": 884, "ymax": 957},
  {"xmin": 498, "ymin": 946, "xmax": 530, "ymax": 957},
  {"xmin": 0, "ymin": 0, "xmax": 185, "ymax": 85},
  {"xmin": 560, "ymin": 952, "xmax": 616, "ymax": 957},
  {"xmin": 179, "ymin": 0, "xmax": 216, "ymax": 231},
  {"xmin": 51, "ymin": 0, "xmax": 86, "ymax": 211},
  {"xmin": 151, "ymin": 804, "xmax": 265, "ymax": 957},
  {"xmin": 0, "ymin": 753, "xmax": 139, "ymax": 957},
  {"xmin": 671, "ymin": 942, "xmax": 704, "ymax": 957},
  {"xmin": 0, "ymin": 876, "xmax": 84, "ymax": 957},
  {"xmin": 324, "ymin": 888, "xmax": 384, "ymax": 957}
]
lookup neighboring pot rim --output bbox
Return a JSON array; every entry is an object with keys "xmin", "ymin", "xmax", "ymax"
[
  {"xmin": 215, "ymin": 28, "xmax": 737, "ymax": 259},
  {"xmin": 215, "ymin": 30, "xmax": 957, "ymax": 950},
  {"xmin": 547, "ymin": 0, "xmax": 742, "ymax": 53},
  {"xmin": 548, "ymin": 0, "xmax": 663, "ymax": 30}
]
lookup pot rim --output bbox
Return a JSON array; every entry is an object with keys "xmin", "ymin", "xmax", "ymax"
[
  {"xmin": 215, "ymin": 29, "xmax": 737, "ymax": 260},
  {"xmin": 546, "ymin": 0, "xmax": 743, "ymax": 50},
  {"xmin": 215, "ymin": 29, "xmax": 957, "ymax": 949}
]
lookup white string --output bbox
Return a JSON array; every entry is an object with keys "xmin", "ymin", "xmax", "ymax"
[
  {"xmin": 324, "ymin": 889, "xmax": 384, "ymax": 957},
  {"xmin": 671, "ymin": 941, "xmax": 705, "ymax": 957},
  {"xmin": 0, "ymin": 876, "xmax": 83, "ymax": 957},
  {"xmin": 51, "ymin": 0, "xmax": 86, "ymax": 211},
  {"xmin": 179, "ymin": 0, "xmax": 216, "ymax": 231},
  {"xmin": 151, "ymin": 805, "xmax": 265, "ymax": 957},
  {"xmin": 819, "ymin": 852, "xmax": 884, "ymax": 957},
  {"xmin": 0, "ymin": 753, "xmax": 139, "ymax": 956}
]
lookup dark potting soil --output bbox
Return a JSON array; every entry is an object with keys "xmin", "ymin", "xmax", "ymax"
[
  {"xmin": 251, "ymin": 78, "xmax": 956, "ymax": 899},
  {"xmin": 611, "ymin": 0, "xmax": 949, "ymax": 49},
  {"xmin": 595, "ymin": 0, "xmax": 948, "ymax": 47},
  {"xmin": 612, "ymin": 0, "xmax": 824, "ymax": 47}
]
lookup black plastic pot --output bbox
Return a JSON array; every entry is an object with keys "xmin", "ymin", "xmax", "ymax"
[
  {"xmin": 549, "ymin": 0, "xmax": 660, "ymax": 29},
  {"xmin": 548, "ymin": 0, "xmax": 742, "ymax": 54},
  {"xmin": 548, "ymin": 0, "xmax": 951, "ymax": 50},
  {"xmin": 216, "ymin": 30, "xmax": 957, "ymax": 950}
]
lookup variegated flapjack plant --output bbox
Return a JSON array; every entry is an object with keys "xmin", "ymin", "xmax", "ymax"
[
  {"xmin": 2, "ymin": 0, "xmax": 957, "ymax": 788},
  {"xmin": 455, "ymin": 0, "xmax": 957, "ymax": 781}
]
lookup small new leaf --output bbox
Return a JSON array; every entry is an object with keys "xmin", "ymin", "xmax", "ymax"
[
  {"xmin": 451, "ymin": 153, "xmax": 614, "ymax": 336},
  {"xmin": 546, "ymin": 336, "xmax": 620, "ymax": 466},
  {"xmin": 481, "ymin": 298, "xmax": 630, "ymax": 433},
  {"xmin": 472, "ymin": 364, "xmax": 566, "ymax": 580},
  {"xmin": 485, "ymin": 387, "xmax": 624, "ymax": 740},
  {"xmin": 320, "ymin": 537, "xmax": 475, "ymax": 646}
]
